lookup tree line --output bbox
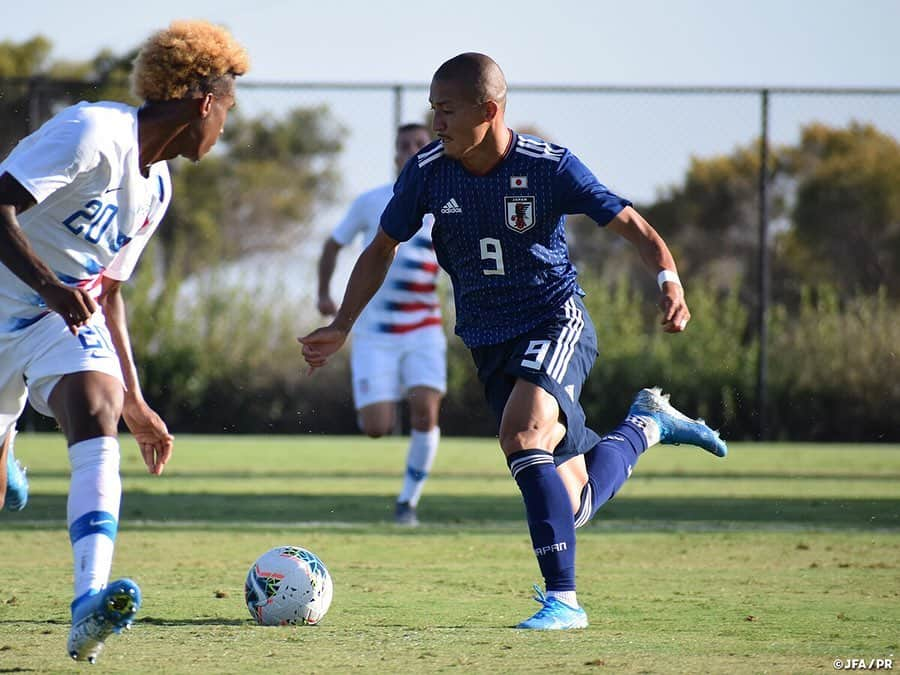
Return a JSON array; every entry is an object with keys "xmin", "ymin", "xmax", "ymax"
[{"xmin": 2, "ymin": 37, "xmax": 898, "ymax": 441}]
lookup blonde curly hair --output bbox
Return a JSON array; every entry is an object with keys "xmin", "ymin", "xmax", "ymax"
[{"xmin": 132, "ymin": 20, "xmax": 249, "ymax": 101}]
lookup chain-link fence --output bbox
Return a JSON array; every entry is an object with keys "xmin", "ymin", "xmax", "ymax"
[
  {"xmin": 2, "ymin": 78, "xmax": 899, "ymax": 438},
  {"xmin": 235, "ymin": 81, "xmax": 900, "ymax": 437}
]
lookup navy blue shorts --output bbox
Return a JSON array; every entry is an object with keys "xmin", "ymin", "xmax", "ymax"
[{"xmin": 470, "ymin": 295, "xmax": 600, "ymax": 465}]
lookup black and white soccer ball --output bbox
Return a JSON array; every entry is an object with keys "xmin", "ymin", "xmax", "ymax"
[{"xmin": 244, "ymin": 545, "xmax": 334, "ymax": 625}]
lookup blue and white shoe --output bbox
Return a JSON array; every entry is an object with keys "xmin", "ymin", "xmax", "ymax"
[
  {"xmin": 4, "ymin": 440, "xmax": 28, "ymax": 511},
  {"xmin": 67, "ymin": 579, "xmax": 142, "ymax": 663},
  {"xmin": 629, "ymin": 387, "xmax": 727, "ymax": 457},
  {"xmin": 394, "ymin": 501, "xmax": 420, "ymax": 527},
  {"xmin": 515, "ymin": 586, "xmax": 588, "ymax": 630}
]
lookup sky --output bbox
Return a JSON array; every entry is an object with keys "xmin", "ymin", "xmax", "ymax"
[
  {"xmin": 4, "ymin": 0, "xmax": 899, "ymax": 298},
  {"xmin": 4, "ymin": 0, "xmax": 898, "ymax": 88}
]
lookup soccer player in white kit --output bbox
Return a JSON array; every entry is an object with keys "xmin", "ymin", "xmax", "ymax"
[
  {"xmin": 316, "ymin": 124, "xmax": 446, "ymax": 526},
  {"xmin": 0, "ymin": 21, "xmax": 248, "ymax": 662}
]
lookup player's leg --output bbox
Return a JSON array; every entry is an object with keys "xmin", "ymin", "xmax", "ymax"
[
  {"xmin": 395, "ymin": 334, "xmax": 446, "ymax": 525},
  {"xmin": 394, "ymin": 386, "xmax": 442, "ymax": 525},
  {"xmin": 46, "ymin": 370, "xmax": 139, "ymax": 662},
  {"xmin": 507, "ymin": 294, "xmax": 635, "ymax": 530},
  {"xmin": 1, "ymin": 428, "xmax": 29, "ymax": 511},
  {"xmin": 0, "ymin": 430, "xmax": 7, "ymax": 509},
  {"xmin": 473, "ymin": 297, "xmax": 596, "ymax": 629},
  {"xmin": 555, "ymin": 454, "xmax": 588, "ymax": 514},
  {"xmin": 0, "ymin": 358, "xmax": 30, "ymax": 511},
  {"xmin": 25, "ymin": 315, "xmax": 139, "ymax": 662},
  {"xmin": 570, "ymin": 390, "xmax": 728, "ymax": 528},
  {"xmin": 499, "ymin": 379, "xmax": 587, "ymax": 628},
  {"xmin": 350, "ymin": 337, "xmax": 400, "ymax": 438},
  {"xmin": 563, "ymin": 419, "xmax": 648, "ymax": 528},
  {"xmin": 357, "ymin": 402, "xmax": 397, "ymax": 438}
]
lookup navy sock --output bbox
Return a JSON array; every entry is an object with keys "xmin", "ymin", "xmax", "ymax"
[
  {"xmin": 574, "ymin": 421, "xmax": 648, "ymax": 527},
  {"xmin": 507, "ymin": 450, "xmax": 576, "ymax": 592}
]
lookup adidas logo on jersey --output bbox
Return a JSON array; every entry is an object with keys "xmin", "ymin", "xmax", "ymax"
[{"xmin": 440, "ymin": 198, "xmax": 462, "ymax": 214}]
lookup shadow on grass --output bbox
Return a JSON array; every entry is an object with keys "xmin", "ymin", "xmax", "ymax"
[
  {"xmin": 139, "ymin": 616, "xmax": 247, "ymax": 626},
  {"xmin": 0, "ymin": 617, "xmax": 249, "ymax": 628},
  {"xmin": 3, "ymin": 492, "xmax": 898, "ymax": 530},
  {"xmin": 20, "ymin": 469, "xmax": 900, "ymax": 481}
]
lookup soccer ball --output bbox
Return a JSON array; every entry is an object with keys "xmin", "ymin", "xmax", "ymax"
[{"xmin": 244, "ymin": 545, "xmax": 334, "ymax": 625}]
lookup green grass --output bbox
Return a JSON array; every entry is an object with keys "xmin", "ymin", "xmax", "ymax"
[{"xmin": 1, "ymin": 434, "xmax": 898, "ymax": 673}]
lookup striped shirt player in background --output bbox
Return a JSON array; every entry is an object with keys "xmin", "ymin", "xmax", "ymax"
[
  {"xmin": 317, "ymin": 124, "xmax": 446, "ymax": 526},
  {"xmin": 300, "ymin": 53, "xmax": 726, "ymax": 630},
  {"xmin": 0, "ymin": 21, "xmax": 248, "ymax": 661}
]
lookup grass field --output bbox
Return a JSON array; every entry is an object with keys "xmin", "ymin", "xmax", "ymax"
[{"xmin": 1, "ymin": 434, "xmax": 898, "ymax": 674}]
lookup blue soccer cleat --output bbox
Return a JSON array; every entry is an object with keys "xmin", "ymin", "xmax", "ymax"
[
  {"xmin": 4, "ymin": 440, "xmax": 28, "ymax": 511},
  {"xmin": 67, "ymin": 579, "xmax": 142, "ymax": 663},
  {"xmin": 394, "ymin": 501, "xmax": 420, "ymax": 527},
  {"xmin": 629, "ymin": 387, "xmax": 728, "ymax": 457},
  {"xmin": 515, "ymin": 586, "xmax": 588, "ymax": 630}
]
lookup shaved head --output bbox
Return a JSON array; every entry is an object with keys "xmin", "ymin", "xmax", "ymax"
[{"xmin": 433, "ymin": 52, "xmax": 507, "ymax": 109}]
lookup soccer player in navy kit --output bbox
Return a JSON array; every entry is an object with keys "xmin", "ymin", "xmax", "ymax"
[{"xmin": 300, "ymin": 53, "xmax": 727, "ymax": 630}]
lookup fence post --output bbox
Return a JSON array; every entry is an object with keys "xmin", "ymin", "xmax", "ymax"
[
  {"xmin": 756, "ymin": 89, "xmax": 770, "ymax": 440},
  {"xmin": 26, "ymin": 76, "xmax": 43, "ymax": 133},
  {"xmin": 392, "ymin": 84, "xmax": 403, "ymax": 132}
]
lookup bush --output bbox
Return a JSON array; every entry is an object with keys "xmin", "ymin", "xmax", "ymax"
[
  {"xmin": 767, "ymin": 288, "xmax": 900, "ymax": 441},
  {"xmin": 123, "ymin": 264, "xmax": 900, "ymax": 441}
]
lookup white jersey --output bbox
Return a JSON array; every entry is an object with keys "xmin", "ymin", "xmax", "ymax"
[
  {"xmin": 0, "ymin": 101, "xmax": 171, "ymax": 333},
  {"xmin": 331, "ymin": 183, "xmax": 442, "ymax": 337}
]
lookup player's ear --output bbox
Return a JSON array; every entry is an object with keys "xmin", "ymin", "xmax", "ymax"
[
  {"xmin": 483, "ymin": 100, "xmax": 499, "ymax": 122},
  {"xmin": 198, "ymin": 93, "xmax": 215, "ymax": 119}
]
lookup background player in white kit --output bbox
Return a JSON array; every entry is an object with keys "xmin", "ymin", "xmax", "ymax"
[
  {"xmin": 316, "ymin": 124, "xmax": 446, "ymax": 526},
  {"xmin": 0, "ymin": 21, "xmax": 248, "ymax": 662}
]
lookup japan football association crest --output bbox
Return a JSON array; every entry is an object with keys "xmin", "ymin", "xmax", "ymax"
[{"xmin": 505, "ymin": 195, "xmax": 536, "ymax": 233}]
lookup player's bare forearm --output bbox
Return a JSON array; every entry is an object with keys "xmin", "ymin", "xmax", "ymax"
[
  {"xmin": 98, "ymin": 279, "xmax": 142, "ymax": 399},
  {"xmin": 331, "ymin": 233, "xmax": 396, "ymax": 332},
  {"xmin": 0, "ymin": 206, "xmax": 56, "ymax": 290},
  {"xmin": 608, "ymin": 206, "xmax": 690, "ymax": 332},
  {"xmin": 100, "ymin": 278, "xmax": 174, "ymax": 473},
  {"xmin": 0, "ymin": 177, "xmax": 62, "ymax": 297},
  {"xmin": 299, "ymin": 229, "xmax": 397, "ymax": 372},
  {"xmin": 1, "ymin": 174, "xmax": 98, "ymax": 334},
  {"xmin": 608, "ymin": 206, "xmax": 678, "ymax": 274}
]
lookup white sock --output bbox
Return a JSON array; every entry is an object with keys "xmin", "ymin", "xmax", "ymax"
[
  {"xmin": 67, "ymin": 437, "xmax": 121, "ymax": 601},
  {"xmin": 547, "ymin": 590, "xmax": 579, "ymax": 608},
  {"xmin": 397, "ymin": 427, "xmax": 440, "ymax": 507},
  {"xmin": 627, "ymin": 414, "xmax": 661, "ymax": 448}
]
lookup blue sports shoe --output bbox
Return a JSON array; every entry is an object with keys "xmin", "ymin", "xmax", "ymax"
[
  {"xmin": 67, "ymin": 579, "xmax": 142, "ymax": 663},
  {"xmin": 394, "ymin": 501, "xmax": 420, "ymax": 527},
  {"xmin": 4, "ymin": 439, "xmax": 28, "ymax": 511},
  {"xmin": 629, "ymin": 387, "xmax": 727, "ymax": 457},
  {"xmin": 516, "ymin": 586, "xmax": 588, "ymax": 630}
]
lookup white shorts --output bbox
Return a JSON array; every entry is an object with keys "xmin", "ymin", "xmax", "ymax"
[
  {"xmin": 350, "ymin": 327, "xmax": 447, "ymax": 409},
  {"xmin": 0, "ymin": 311, "xmax": 124, "ymax": 439}
]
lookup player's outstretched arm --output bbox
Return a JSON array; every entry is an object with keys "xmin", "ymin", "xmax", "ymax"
[
  {"xmin": 607, "ymin": 206, "xmax": 691, "ymax": 333},
  {"xmin": 99, "ymin": 278, "xmax": 173, "ymax": 475},
  {"xmin": 299, "ymin": 228, "xmax": 398, "ymax": 372}
]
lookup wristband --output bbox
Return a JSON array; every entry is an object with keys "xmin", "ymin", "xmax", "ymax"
[{"xmin": 657, "ymin": 269, "xmax": 681, "ymax": 290}]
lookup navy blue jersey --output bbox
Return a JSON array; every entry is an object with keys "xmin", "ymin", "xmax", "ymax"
[{"xmin": 380, "ymin": 132, "xmax": 631, "ymax": 347}]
